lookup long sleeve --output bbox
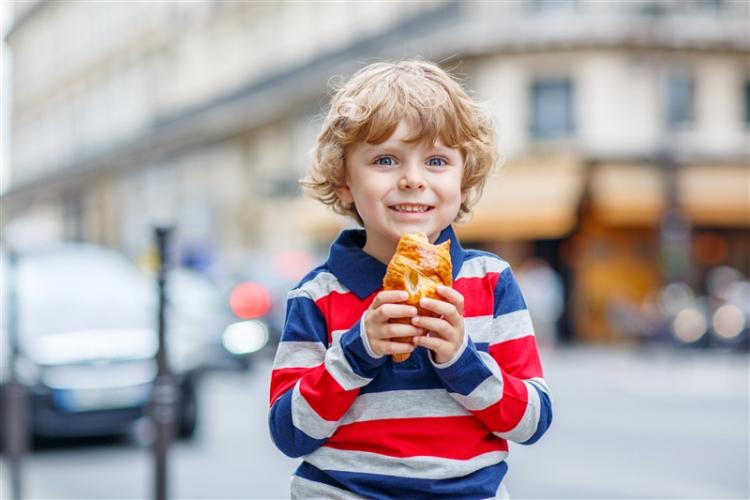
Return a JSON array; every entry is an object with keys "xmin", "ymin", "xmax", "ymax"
[
  {"xmin": 433, "ymin": 265, "xmax": 553, "ymax": 445},
  {"xmin": 268, "ymin": 284, "xmax": 385, "ymax": 458}
]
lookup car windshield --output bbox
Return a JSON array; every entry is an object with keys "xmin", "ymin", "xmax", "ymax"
[{"xmin": 14, "ymin": 246, "xmax": 154, "ymax": 339}]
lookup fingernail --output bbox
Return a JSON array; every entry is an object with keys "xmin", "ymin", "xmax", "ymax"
[{"xmin": 411, "ymin": 317, "xmax": 419, "ymax": 324}]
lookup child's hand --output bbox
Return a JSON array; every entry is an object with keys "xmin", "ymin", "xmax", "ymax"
[
  {"xmin": 411, "ymin": 285, "xmax": 465, "ymax": 365},
  {"xmin": 364, "ymin": 290, "xmax": 424, "ymax": 358}
]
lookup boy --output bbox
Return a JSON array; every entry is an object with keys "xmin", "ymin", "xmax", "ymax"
[{"xmin": 269, "ymin": 60, "xmax": 553, "ymax": 499}]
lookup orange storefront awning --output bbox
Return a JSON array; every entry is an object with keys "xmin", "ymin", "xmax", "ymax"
[
  {"xmin": 678, "ymin": 165, "xmax": 750, "ymax": 227},
  {"xmin": 455, "ymin": 159, "xmax": 585, "ymax": 241},
  {"xmin": 589, "ymin": 163, "xmax": 666, "ymax": 226}
]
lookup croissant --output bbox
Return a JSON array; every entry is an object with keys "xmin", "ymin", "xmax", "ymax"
[{"xmin": 382, "ymin": 232, "xmax": 452, "ymax": 362}]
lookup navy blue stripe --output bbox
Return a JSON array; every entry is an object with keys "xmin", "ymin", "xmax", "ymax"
[
  {"xmin": 463, "ymin": 249, "xmax": 503, "ymax": 262},
  {"xmin": 359, "ymin": 348, "xmax": 445, "ymax": 394},
  {"xmin": 268, "ymin": 390, "xmax": 327, "ymax": 458},
  {"xmin": 281, "ymin": 295, "xmax": 328, "ymax": 344},
  {"xmin": 293, "ymin": 264, "xmax": 330, "ymax": 290},
  {"xmin": 433, "ymin": 339, "xmax": 493, "ymax": 396},
  {"xmin": 339, "ymin": 320, "xmax": 387, "ymax": 379},
  {"xmin": 493, "ymin": 267, "xmax": 528, "ymax": 317},
  {"xmin": 521, "ymin": 384, "xmax": 553, "ymax": 445},
  {"xmin": 297, "ymin": 460, "xmax": 508, "ymax": 499}
]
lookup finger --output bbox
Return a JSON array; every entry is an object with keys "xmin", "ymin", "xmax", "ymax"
[
  {"xmin": 379, "ymin": 303, "xmax": 418, "ymax": 320},
  {"xmin": 436, "ymin": 285, "xmax": 465, "ymax": 315},
  {"xmin": 382, "ymin": 323, "xmax": 424, "ymax": 339},
  {"xmin": 371, "ymin": 290, "xmax": 409, "ymax": 309},
  {"xmin": 412, "ymin": 334, "xmax": 450, "ymax": 353},
  {"xmin": 411, "ymin": 316, "xmax": 454, "ymax": 338},
  {"xmin": 419, "ymin": 297, "xmax": 456, "ymax": 319},
  {"xmin": 376, "ymin": 340, "xmax": 416, "ymax": 356}
]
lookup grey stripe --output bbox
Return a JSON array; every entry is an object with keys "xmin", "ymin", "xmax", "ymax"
[
  {"xmin": 291, "ymin": 382, "xmax": 338, "ymax": 440},
  {"xmin": 493, "ymin": 379, "xmax": 541, "ymax": 443},
  {"xmin": 307, "ymin": 448, "xmax": 508, "ymax": 480},
  {"xmin": 457, "ymin": 256, "xmax": 509, "ymax": 280},
  {"xmin": 325, "ymin": 342, "xmax": 371, "ymax": 391},
  {"xmin": 291, "ymin": 474, "xmax": 365, "ymax": 500},
  {"xmin": 449, "ymin": 351, "xmax": 504, "ymax": 410},
  {"xmin": 490, "ymin": 310, "xmax": 535, "ymax": 343},
  {"xmin": 288, "ymin": 272, "xmax": 349, "ymax": 301},
  {"xmin": 465, "ymin": 315, "xmax": 494, "ymax": 343},
  {"xmin": 273, "ymin": 341, "xmax": 326, "ymax": 369},
  {"xmin": 340, "ymin": 389, "xmax": 469, "ymax": 425}
]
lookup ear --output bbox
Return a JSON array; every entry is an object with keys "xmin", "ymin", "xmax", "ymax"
[
  {"xmin": 336, "ymin": 185, "xmax": 354, "ymax": 206},
  {"xmin": 460, "ymin": 189, "xmax": 468, "ymax": 204}
]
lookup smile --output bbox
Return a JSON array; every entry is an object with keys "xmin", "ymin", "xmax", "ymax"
[{"xmin": 389, "ymin": 204, "xmax": 434, "ymax": 213}]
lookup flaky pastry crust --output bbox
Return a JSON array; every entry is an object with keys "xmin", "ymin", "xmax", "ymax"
[{"xmin": 382, "ymin": 232, "xmax": 452, "ymax": 362}]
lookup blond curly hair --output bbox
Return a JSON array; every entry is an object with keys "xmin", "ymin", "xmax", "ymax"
[{"xmin": 301, "ymin": 59, "xmax": 499, "ymax": 225}]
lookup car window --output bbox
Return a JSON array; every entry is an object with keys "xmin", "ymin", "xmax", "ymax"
[{"xmin": 15, "ymin": 247, "xmax": 155, "ymax": 338}]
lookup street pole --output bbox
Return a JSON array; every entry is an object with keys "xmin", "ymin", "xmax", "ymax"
[
  {"xmin": 3, "ymin": 249, "xmax": 28, "ymax": 500},
  {"xmin": 151, "ymin": 226, "xmax": 177, "ymax": 500}
]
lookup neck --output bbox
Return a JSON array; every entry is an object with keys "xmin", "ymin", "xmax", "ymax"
[{"xmin": 362, "ymin": 237, "xmax": 397, "ymax": 266}]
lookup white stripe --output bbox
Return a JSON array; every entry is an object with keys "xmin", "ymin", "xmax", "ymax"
[
  {"xmin": 457, "ymin": 255, "xmax": 509, "ymax": 280},
  {"xmin": 325, "ymin": 342, "xmax": 371, "ymax": 391},
  {"xmin": 331, "ymin": 329, "xmax": 346, "ymax": 346},
  {"xmin": 288, "ymin": 271, "xmax": 349, "ymax": 301},
  {"xmin": 273, "ymin": 341, "xmax": 326, "ymax": 369},
  {"xmin": 291, "ymin": 381, "xmax": 338, "ymax": 440},
  {"xmin": 307, "ymin": 447, "xmax": 507, "ymax": 480},
  {"xmin": 490, "ymin": 310, "xmax": 535, "ymax": 344},
  {"xmin": 465, "ymin": 315, "xmax": 493, "ymax": 343},
  {"xmin": 449, "ymin": 351, "xmax": 503, "ymax": 411},
  {"xmin": 493, "ymin": 379, "xmax": 541, "ymax": 443},
  {"xmin": 291, "ymin": 474, "xmax": 366, "ymax": 500},
  {"xmin": 464, "ymin": 311, "xmax": 535, "ymax": 345},
  {"xmin": 527, "ymin": 377, "xmax": 551, "ymax": 395},
  {"xmin": 339, "ymin": 389, "xmax": 470, "ymax": 425}
]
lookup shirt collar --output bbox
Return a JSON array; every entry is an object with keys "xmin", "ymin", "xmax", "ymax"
[{"xmin": 326, "ymin": 225, "xmax": 466, "ymax": 299}]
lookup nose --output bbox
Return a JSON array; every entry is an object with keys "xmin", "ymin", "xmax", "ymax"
[{"xmin": 398, "ymin": 162, "xmax": 426, "ymax": 191}]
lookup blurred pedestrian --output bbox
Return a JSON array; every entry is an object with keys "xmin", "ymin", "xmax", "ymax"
[
  {"xmin": 268, "ymin": 60, "xmax": 552, "ymax": 499},
  {"xmin": 517, "ymin": 257, "xmax": 564, "ymax": 348}
]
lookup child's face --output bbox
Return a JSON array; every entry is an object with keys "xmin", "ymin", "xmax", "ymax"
[{"xmin": 338, "ymin": 119, "xmax": 465, "ymax": 260}]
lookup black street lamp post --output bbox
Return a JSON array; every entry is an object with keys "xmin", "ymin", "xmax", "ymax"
[{"xmin": 151, "ymin": 226, "xmax": 177, "ymax": 500}]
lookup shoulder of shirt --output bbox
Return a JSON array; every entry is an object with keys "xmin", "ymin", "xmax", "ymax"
[
  {"xmin": 460, "ymin": 248, "xmax": 512, "ymax": 276},
  {"xmin": 287, "ymin": 263, "xmax": 351, "ymax": 301}
]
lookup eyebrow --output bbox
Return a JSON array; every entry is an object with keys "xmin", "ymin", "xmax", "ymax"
[{"xmin": 360, "ymin": 142, "xmax": 458, "ymax": 155}]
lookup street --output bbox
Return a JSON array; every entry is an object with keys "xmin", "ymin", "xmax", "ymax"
[{"xmin": 2, "ymin": 345, "xmax": 748, "ymax": 499}]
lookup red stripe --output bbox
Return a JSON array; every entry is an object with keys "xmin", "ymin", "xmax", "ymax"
[
  {"xmin": 316, "ymin": 291, "xmax": 375, "ymax": 339},
  {"xmin": 269, "ymin": 366, "xmax": 317, "ymax": 406},
  {"xmin": 489, "ymin": 336, "xmax": 543, "ymax": 380},
  {"xmin": 325, "ymin": 416, "xmax": 507, "ymax": 460},
  {"xmin": 454, "ymin": 273, "xmax": 499, "ymax": 318},
  {"xmin": 475, "ymin": 371, "xmax": 529, "ymax": 433},
  {"xmin": 299, "ymin": 367, "xmax": 359, "ymax": 421}
]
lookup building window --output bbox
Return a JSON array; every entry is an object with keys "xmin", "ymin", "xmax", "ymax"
[
  {"xmin": 530, "ymin": 79, "xmax": 575, "ymax": 140},
  {"xmin": 744, "ymin": 80, "xmax": 750, "ymax": 127},
  {"xmin": 665, "ymin": 70, "xmax": 694, "ymax": 130}
]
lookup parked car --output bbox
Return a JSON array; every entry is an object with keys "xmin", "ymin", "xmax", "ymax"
[{"xmin": 0, "ymin": 244, "xmax": 225, "ymax": 441}]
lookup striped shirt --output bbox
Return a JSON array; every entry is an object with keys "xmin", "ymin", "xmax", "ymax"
[{"xmin": 269, "ymin": 226, "xmax": 553, "ymax": 499}]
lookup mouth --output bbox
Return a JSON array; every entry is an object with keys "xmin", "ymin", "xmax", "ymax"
[{"xmin": 388, "ymin": 204, "xmax": 434, "ymax": 214}]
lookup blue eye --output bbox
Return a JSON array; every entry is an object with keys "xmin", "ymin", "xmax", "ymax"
[
  {"xmin": 427, "ymin": 157, "xmax": 446, "ymax": 167},
  {"xmin": 375, "ymin": 156, "xmax": 395, "ymax": 166}
]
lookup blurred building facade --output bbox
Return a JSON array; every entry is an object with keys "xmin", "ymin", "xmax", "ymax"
[{"xmin": 3, "ymin": 0, "xmax": 749, "ymax": 344}]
